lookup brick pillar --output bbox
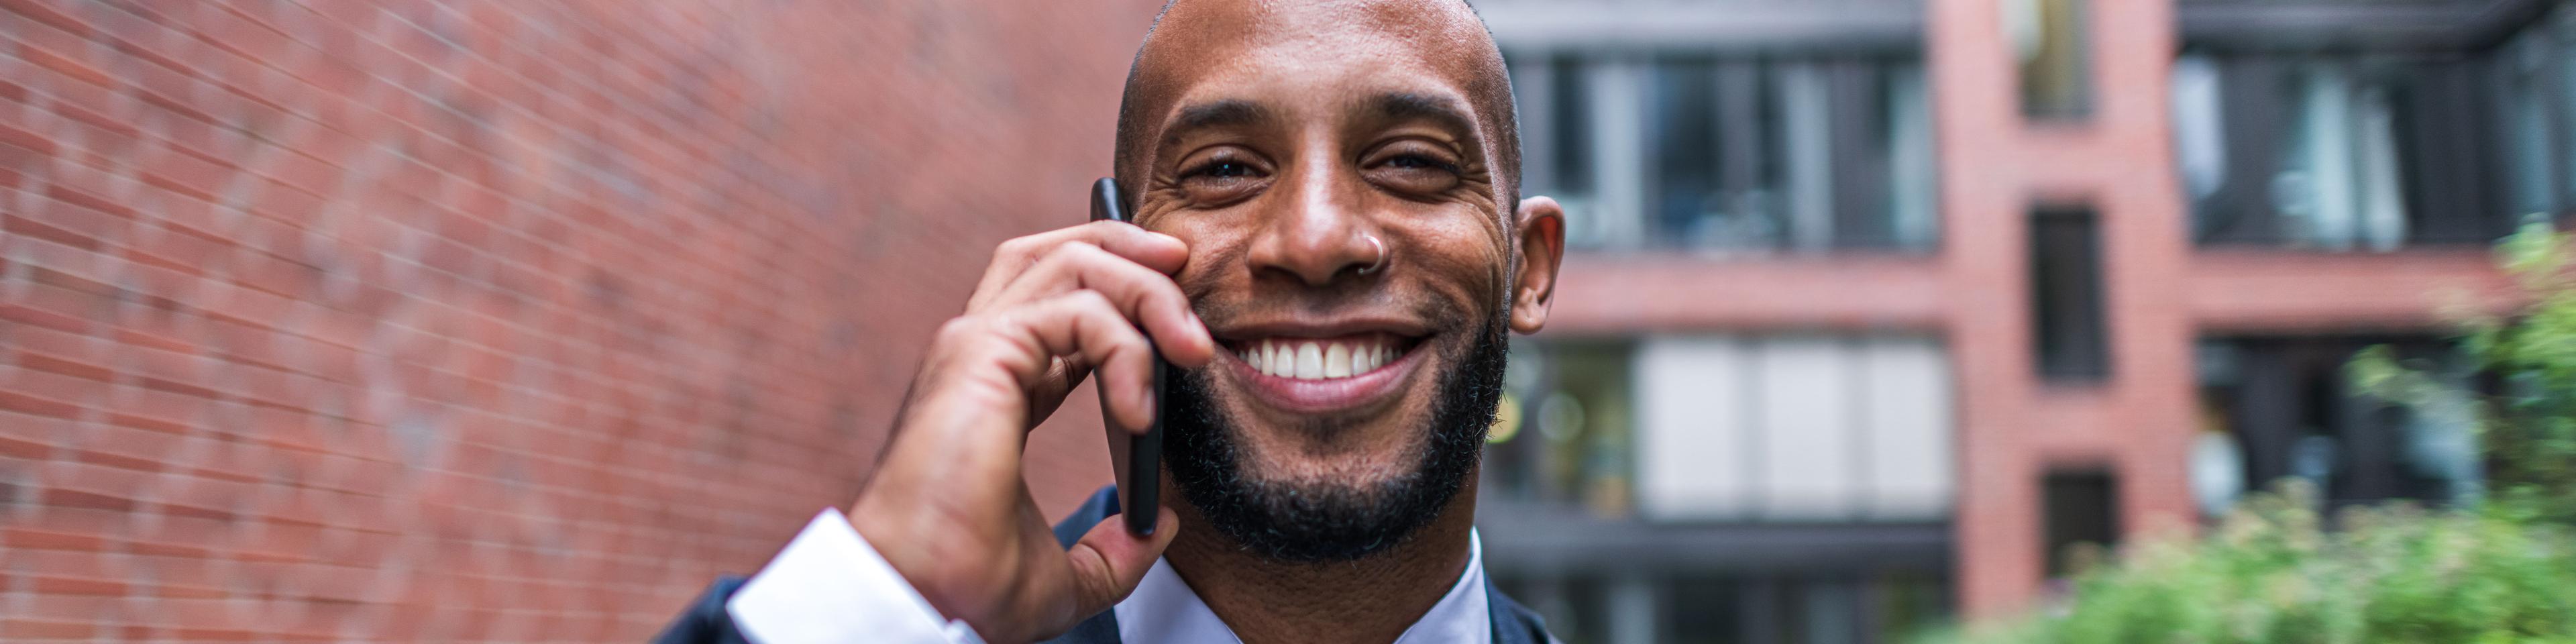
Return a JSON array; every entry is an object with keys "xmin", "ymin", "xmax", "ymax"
[{"xmin": 1928, "ymin": 0, "xmax": 2197, "ymax": 619}]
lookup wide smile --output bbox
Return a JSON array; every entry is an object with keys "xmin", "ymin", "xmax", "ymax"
[{"xmin": 1218, "ymin": 331, "xmax": 1431, "ymax": 415}]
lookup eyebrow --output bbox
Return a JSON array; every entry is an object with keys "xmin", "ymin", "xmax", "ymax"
[
  {"xmin": 1365, "ymin": 92, "xmax": 1479, "ymax": 142},
  {"xmin": 1161, "ymin": 99, "xmax": 1277, "ymax": 147},
  {"xmin": 1151, "ymin": 92, "xmax": 1485, "ymax": 158}
]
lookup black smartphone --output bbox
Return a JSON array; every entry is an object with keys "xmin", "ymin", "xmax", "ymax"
[{"xmin": 1090, "ymin": 177, "xmax": 1164, "ymax": 536}]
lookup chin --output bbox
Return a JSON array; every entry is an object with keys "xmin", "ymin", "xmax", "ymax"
[
  {"xmin": 1159, "ymin": 311, "xmax": 1510, "ymax": 564},
  {"xmin": 1220, "ymin": 405, "xmax": 1444, "ymax": 490}
]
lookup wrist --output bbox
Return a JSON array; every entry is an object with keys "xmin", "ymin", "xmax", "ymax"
[{"xmin": 848, "ymin": 488, "xmax": 985, "ymax": 627}]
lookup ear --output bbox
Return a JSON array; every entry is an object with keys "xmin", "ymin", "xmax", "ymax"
[{"xmin": 1509, "ymin": 196, "xmax": 1566, "ymax": 335}]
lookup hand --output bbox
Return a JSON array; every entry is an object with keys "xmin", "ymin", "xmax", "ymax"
[{"xmin": 851, "ymin": 221, "xmax": 1216, "ymax": 643}]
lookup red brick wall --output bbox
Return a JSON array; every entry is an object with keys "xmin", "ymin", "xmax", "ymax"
[{"xmin": 0, "ymin": 1, "xmax": 1158, "ymax": 639}]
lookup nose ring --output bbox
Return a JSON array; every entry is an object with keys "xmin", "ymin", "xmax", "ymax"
[{"xmin": 1358, "ymin": 235, "xmax": 1389, "ymax": 275}]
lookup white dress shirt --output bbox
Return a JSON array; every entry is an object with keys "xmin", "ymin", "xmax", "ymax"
[
  {"xmin": 725, "ymin": 508, "xmax": 1492, "ymax": 644},
  {"xmin": 1112, "ymin": 529, "xmax": 1489, "ymax": 644}
]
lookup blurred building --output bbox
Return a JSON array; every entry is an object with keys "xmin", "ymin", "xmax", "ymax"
[{"xmin": 1473, "ymin": 0, "xmax": 2546, "ymax": 641}]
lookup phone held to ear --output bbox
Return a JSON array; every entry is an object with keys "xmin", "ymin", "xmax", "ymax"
[{"xmin": 1091, "ymin": 178, "xmax": 1165, "ymax": 537}]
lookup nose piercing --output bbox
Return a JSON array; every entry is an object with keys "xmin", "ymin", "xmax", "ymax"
[{"xmin": 1358, "ymin": 234, "xmax": 1389, "ymax": 275}]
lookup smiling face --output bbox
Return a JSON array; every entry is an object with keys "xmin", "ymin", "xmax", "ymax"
[{"xmin": 1115, "ymin": 0, "xmax": 1562, "ymax": 562}]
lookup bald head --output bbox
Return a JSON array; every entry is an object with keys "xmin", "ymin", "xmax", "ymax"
[{"xmin": 1110, "ymin": 0, "xmax": 1521, "ymax": 211}]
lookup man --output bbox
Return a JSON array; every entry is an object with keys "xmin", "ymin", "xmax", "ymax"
[{"xmin": 655, "ymin": 0, "xmax": 1564, "ymax": 641}]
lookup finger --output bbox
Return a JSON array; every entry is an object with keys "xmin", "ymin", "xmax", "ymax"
[
  {"xmin": 1062, "ymin": 507, "xmax": 1180, "ymax": 621},
  {"xmin": 1022, "ymin": 358, "xmax": 1092, "ymax": 429},
  {"xmin": 989, "ymin": 241, "xmax": 1216, "ymax": 368},
  {"xmin": 988, "ymin": 290, "xmax": 1163, "ymax": 431},
  {"xmin": 971, "ymin": 221, "xmax": 1189, "ymax": 312}
]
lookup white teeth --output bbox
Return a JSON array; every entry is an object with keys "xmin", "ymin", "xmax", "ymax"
[
  {"xmin": 1246, "ymin": 338, "xmax": 1401, "ymax": 380},
  {"xmin": 1324, "ymin": 343, "xmax": 1352, "ymax": 378}
]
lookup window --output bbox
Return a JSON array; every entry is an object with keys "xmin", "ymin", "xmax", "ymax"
[
  {"xmin": 2504, "ymin": 32, "xmax": 2561, "ymax": 219},
  {"xmin": 1630, "ymin": 335, "xmax": 1955, "ymax": 522},
  {"xmin": 1489, "ymin": 335, "xmax": 1955, "ymax": 523},
  {"xmin": 1651, "ymin": 59, "xmax": 1758, "ymax": 250},
  {"xmin": 2042, "ymin": 469, "xmax": 2119, "ymax": 578},
  {"xmin": 1512, "ymin": 50, "xmax": 1933, "ymax": 252},
  {"xmin": 2032, "ymin": 206, "xmax": 2110, "ymax": 382},
  {"xmin": 1550, "ymin": 55, "xmax": 1595, "ymax": 198},
  {"xmin": 1485, "ymin": 341, "xmax": 1637, "ymax": 515},
  {"xmin": 2197, "ymin": 337, "xmax": 2484, "ymax": 511},
  {"xmin": 2015, "ymin": 0, "xmax": 2092, "ymax": 119},
  {"xmin": 1611, "ymin": 57, "xmax": 1935, "ymax": 252},
  {"xmin": 2269, "ymin": 64, "xmax": 2410, "ymax": 250},
  {"xmin": 2173, "ymin": 50, "xmax": 2516, "ymax": 249}
]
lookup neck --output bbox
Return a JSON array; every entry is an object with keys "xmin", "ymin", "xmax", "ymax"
[{"xmin": 1159, "ymin": 476, "xmax": 1479, "ymax": 644}]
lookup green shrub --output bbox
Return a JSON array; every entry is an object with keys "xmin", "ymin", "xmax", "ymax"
[
  {"xmin": 1920, "ymin": 482, "xmax": 2576, "ymax": 644},
  {"xmin": 2351, "ymin": 221, "xmax": 2576, "ymax": 524}
]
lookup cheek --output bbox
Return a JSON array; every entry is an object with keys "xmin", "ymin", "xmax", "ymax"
[
  {"xmin": 1394, "ymin": 220, "xmax": 1511, "ymax": 306},
  {"xmin": 1163, "ymin": 222, "xmax": 1253, "ymax": 290}
]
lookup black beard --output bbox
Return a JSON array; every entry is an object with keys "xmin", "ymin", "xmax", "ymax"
[{"xmin": 1160, "ymin": 310, "xmax": 1509, "ymax": 564}]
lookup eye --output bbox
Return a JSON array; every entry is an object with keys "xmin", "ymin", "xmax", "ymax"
[
  {"xmin": 1192, "ymin": 160, "xmax": 1256, "ymax": 178},
  {"xmin": 1173, "ymin": 148, "xmax": 1271, "ymax": 206},
  {"xmin": 1364, "ymin": 144, "xmax": 1464, "ymax": 195},
  {"xmin": 1384, "ymin": 154, "xmax": 1458, "ymax": 173}
]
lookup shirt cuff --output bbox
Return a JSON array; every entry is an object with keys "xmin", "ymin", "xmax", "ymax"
[{"xmin": 726, "ymin": 508, "xmax": 985, "ymax": 644}]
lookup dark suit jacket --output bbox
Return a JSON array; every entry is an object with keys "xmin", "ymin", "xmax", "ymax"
[{"xmin": 652, "ymin": 486, "xmax": 1554, "ymax": 643}]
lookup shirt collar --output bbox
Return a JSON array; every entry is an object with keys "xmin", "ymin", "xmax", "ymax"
[{"xmin": 1114, "ymin": 529, "xmax": 1491, "ymax": 644}]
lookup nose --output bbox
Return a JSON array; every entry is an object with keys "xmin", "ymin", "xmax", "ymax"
[{"xmin": 1244, "ymin": 158, "xmax": 1381, "ymax": 286}]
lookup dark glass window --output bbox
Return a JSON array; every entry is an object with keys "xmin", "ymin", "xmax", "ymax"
[
  {"xmin": 1550, "ymin": 56, "xmax": 1594, "ymax": 197},
  {"xmin": 2032, "ymin": 205, "xmax": 2110, "ymax": 382},
  {"xmin": 2176, "ymin": 54, "xmax": 2509, "ymax": 248},
  {"xmin": 1653, "ymin": 59, "xmax": 1776, "ymax": 250},
  {"xmin": 2043, "ymin": 470, "xmax": 2120, "ymax": 578},
  {"xmin": 1633, "ymin": 58, "xmax": 1929, "ymax": 251}
]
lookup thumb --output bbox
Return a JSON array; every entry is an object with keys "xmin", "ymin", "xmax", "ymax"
[{"xmin": 1063, "ymin": 507, "xmax": 1180, "ymax": 619}]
